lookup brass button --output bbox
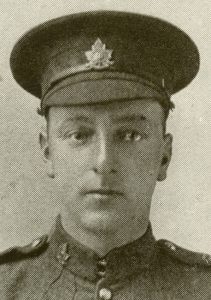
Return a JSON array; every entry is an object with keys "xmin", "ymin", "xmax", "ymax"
[
  {"xmin": 31, "ymin": 238, "xmax": 41, "ymax": 248},
  {"xmin": 202, "ymin": 254, "xmax": 211, "ymax": 264},
  {"xmin": 99, "ymin": 288, "xmax": 112, "ymax": 300},
  {"xmin": 98, "ymin": 259, "xmax": 107, "ymax": 267},
  {"xmin": 98, "ymin": 270, "xmax": 106, "ymax": 278},
  {"xmin": 165, "ymin": 241, "xmax": 176, "ymax": 251}
]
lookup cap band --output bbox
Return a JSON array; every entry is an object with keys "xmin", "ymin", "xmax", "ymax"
[{"xmin": 40, "ymin": 71, "xmax": 172, "ymax": 115}]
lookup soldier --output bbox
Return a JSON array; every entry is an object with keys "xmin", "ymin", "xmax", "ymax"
[{"xmin": 0, "ymin": 10, "xmax": 210, "ymax": 300}]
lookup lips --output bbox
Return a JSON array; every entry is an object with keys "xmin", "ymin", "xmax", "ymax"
[{"xmin": 84, "ymin": 188, "xmax": 123, "ymax": 196}]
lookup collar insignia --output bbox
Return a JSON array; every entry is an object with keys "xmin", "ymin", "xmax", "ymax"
[{"xmin": 85, "ymin": 38, "xmax": 114, "ymax": 70}]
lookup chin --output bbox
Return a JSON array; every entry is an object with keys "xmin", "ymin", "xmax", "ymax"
[{"xmin": 81, "ymin": 211, "xmax": 120, "ymax": 234}]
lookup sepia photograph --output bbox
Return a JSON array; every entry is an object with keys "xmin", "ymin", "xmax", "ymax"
[{"xmin": 0, "ymin": 0, "xmax": 210, "ymax": 299}]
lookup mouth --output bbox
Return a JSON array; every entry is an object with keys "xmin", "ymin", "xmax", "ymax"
[{"xmin": 85, "ymin": 188, "xmax": 123, "ymax": 196}]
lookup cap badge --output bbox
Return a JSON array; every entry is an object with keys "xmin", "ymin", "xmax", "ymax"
[{"xmin": 85, "ymin": 38, "xmax": 114, "ymax": 70}]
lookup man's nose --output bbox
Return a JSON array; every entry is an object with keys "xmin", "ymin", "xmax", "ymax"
[{"xmin": 93, "ymin": 135, "xmax": 117, "ymax": 175}]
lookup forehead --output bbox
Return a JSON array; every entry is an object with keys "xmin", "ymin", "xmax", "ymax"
[{"xmin": 48, "ymin": 99, "xmax": 164, "ymax": 125}]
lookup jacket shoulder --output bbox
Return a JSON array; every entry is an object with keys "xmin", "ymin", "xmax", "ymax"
[
  {"xmin": 0, "ymin": 235, "xmax": 49, "ymax": 265},
  {"xmin": 157, "ymin": 239, "xmax": 211, "ymax": 267}
]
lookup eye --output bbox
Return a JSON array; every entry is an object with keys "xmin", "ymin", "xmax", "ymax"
[
  {"xmin": 71, "ymin": 132, "xmax": 85, "ymax": 140},
  {"xmin": 116, "ymin": 130, "xmax": 147, "ymax": 142},
  {"xmin": 63, "ymin": 128, "xmax": 94, "ymax": 145}
]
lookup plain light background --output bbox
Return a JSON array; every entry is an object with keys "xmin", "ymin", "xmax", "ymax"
[{"xmin": 0, "ymin": 0, "xmax": 210, "ymax": 253}]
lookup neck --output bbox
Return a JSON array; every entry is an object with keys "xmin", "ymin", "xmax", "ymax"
[{"xmin": 60, "ymin": 214, "xmax": 149, "ymax": 257}]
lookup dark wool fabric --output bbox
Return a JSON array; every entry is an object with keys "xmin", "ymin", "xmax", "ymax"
[{"xmin": 0, "ymin": 219, "xmax": 210, "ymax": 300}]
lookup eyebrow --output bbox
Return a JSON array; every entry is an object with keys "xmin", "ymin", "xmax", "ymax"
[
  {"xmin": 64, "ymin": 115, "xmax": 93, "ymax": 123},
  {"xmin": 113, "ymin": 114, "xmax": 147, "ymax": 124},
  {"xmin": 55, "ymin": 116, "xmax": 93, "ymax": 135},
  {"xmin": 59, "ymin": 115, "xmax": 94, "ymax": 127},
  {"xmin": 57, "ymin": 113, "xmax": 148, "ymax": 133}
]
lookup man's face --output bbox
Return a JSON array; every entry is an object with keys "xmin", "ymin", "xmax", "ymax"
[{"xmin": 42, "ymin": 99, "xmax": 172, "ymax": 234}]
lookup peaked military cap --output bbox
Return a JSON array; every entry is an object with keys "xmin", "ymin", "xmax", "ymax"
[{"xmin": 10, "ymin": 11, "xmax": 200, "ymax": 114}]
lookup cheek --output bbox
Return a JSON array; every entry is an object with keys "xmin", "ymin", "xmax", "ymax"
[
  {"xmin": 122, "ymin": 141, "xmax": 163, "ymax": 174},
  {"xmin": 140, "ymin": 147, "xmax": 162, "ymax": 173},
  {"xmin": 119, "ymin": 141, "xmax": 163, "ymax": 196},
  {"xmin": 51, "ymin": 142, "xmax": 92, "ymax": 180}
]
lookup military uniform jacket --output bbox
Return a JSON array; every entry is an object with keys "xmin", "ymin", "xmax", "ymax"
[{"xmin": 0, "ymin": 219, "xmax": 211, "ymax": 300}]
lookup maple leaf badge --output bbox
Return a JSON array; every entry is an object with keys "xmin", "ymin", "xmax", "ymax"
[{"xmin": 85, "ymin": 38, "xmax": 114, "ymax": 70}]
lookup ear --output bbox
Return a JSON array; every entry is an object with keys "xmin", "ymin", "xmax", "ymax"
[
  {"xmin": 39, "ymin": 128, "xmax": 54, "ymax": 178},
  {"xmin": 157, "ymin": 133, "xmax": 173, "ymax": 182}
]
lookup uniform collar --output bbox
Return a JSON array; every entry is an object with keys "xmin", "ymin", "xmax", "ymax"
[{"xmin": 48, "ymin": 216, "xmax": 157, "ymax": 283}]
